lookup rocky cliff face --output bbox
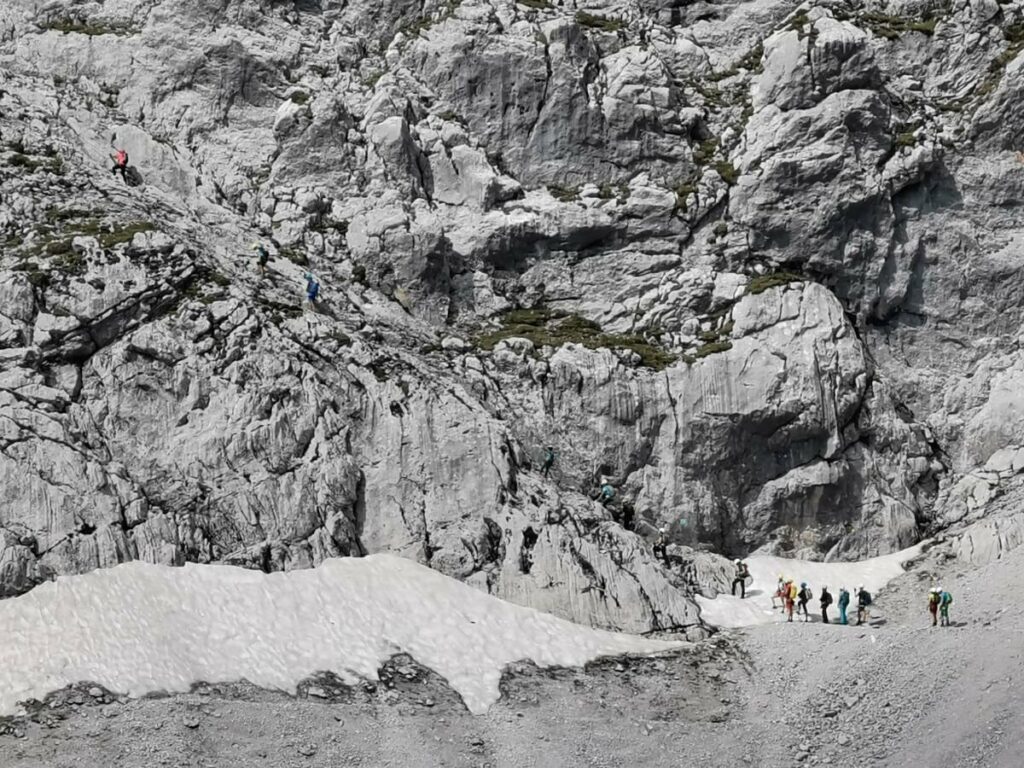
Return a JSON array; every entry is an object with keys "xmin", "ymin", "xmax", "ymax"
[{"xmin": 1, "ymin": 0, "xmax": 1023, "ymax": 632}]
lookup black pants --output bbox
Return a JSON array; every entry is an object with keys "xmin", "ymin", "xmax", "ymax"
[
  {"xmin": 732, "ymin": 578, "xmax": 745, "ymax": 598},
  {"xmin": 542, "ymin": 462, "xmax": 552, "ymax": 477},
  {"xmin": 111, "ymin": 163, "xmax": 126, "ymax": 180},
  {"xmin": 821, "ymin": 608, "xmax": 829, "ymax": 623}
]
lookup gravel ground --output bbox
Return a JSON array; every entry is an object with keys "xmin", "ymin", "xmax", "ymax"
[{"xmin": 3, "ymin": 540, "xmax": 1022, "ymax": 767}]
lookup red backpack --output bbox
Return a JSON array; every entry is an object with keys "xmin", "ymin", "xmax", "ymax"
[{"xmin": 116, "ymin": 150, "xmax": 127, "ymax": 166}]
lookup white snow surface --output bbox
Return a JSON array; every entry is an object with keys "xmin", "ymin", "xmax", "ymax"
[
  {"xmin": 0, "ymin": 554, "xmax": 684, "ymax": 716},
  {"xmin": 696, "ymin": 545, "xmax": 924, "ymax": 629}
]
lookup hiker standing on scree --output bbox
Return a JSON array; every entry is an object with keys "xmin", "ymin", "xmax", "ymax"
[
  {"xmin": 837, "ymin": 586, "xmax": 850, "ymax": 625},
  {"xmin": 820, "ymin": 585, "xmax": 833, "ymax": 624},
  {"xmin": 855, "ymin": 585, "xmax": 872, "ymax": 626},
  {"xmin": 797, "ymin": 582, "xmax": 812, "ymax": 622},
  {"xmin": 732, "ymin": 559, "xmax": 749, "ymax": 599}
]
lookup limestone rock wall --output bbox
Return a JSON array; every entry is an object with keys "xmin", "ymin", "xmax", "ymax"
[{"xmin": 2, "ymin": 0, "xmax": 1024, "ymax": 631}]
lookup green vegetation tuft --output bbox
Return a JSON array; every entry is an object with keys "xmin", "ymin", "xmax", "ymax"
[
  {"xmin": 547, "ymin": 184, "xmax": 580, "ymax": 203},
  {"xmin": 7, "ymin": 152, "xmax": 64, "ymax": 175},
  {"xmin": 517, "ymin": 0, "xmax": 552, "ymax": 8},
  {"xmin": 692, "ymin": 137, "xmax": 719, "ymax": 166},
  {"xmin": 894, "ymin": 131, "xmax": 917, "ymax": 148},
  {"xmin": 788, "ymin": 10, "xmax": 811, "ymax": 34},
  {"xmin": 475, "ymin": 307, "xmax": 676, "ymax": 370},
  {"xmin": 98, "ymin": 221, "xmax": 155, "ymax": 248},
  {"xmin": 41, "ymin": 18, "xmax": 137, "ymax": 36},
  {"xmin": 11, "ymin": 261, "xmax": 50, "ymax": 289},
  {"xmin": 362, "ymin": 71, "xmax": 383, "ymax": 88},
  {"xmin": 694, "ymin": 340, "xmax": 733, "ymax": 358},
  {"xmin": 289, "ymin": 91, "xmax": 310, "ymax": 105},
  {"xmin": 575, "ymin": 11, "xmax": 624, "ymax": 32},
  {"xmin": 674, "ymin": 181, "xmax": 698, "ymax": 212},
  {"xmin": 747, "ymin": 271, "xmax": 803, "ymax": 295},
  {"xmin": 859, "ymin": 10, "xmax": 943, "ymax": 40},
  {"xmin": 280, "ymin": 247, "xmax": 309, "ymax": 267},
  {"xmin": 713, "ymin": 161, "xmax": 739, "ymax": 186}
]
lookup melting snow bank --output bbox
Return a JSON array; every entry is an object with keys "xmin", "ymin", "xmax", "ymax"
[
  {"xmin": 696, "ymin": 545, "xmax": 925, "ymax": 629},
  {"xmin": 0, "ymin": 554, "xmax": 684, "ymax": 716}
]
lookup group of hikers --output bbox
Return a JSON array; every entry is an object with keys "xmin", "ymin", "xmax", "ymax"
[{"xmin": 730, "ymin": 561, "xmax": 954, "ymax": 627}]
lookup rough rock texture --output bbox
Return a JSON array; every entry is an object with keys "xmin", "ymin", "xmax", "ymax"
[{"xmin": 3, "ymin": 0, "xmax": 1024, "ymax": 631}]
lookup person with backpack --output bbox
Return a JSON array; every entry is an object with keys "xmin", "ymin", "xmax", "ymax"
[
  {"xmin": 928, "ymin": 587, "xmax": 941, "ymax": 627},
  {"xmin": 939, "ymin": 587, "xmax": 953, "ymax": 627},
  {"xmin": 110, "ymin": 147, "xmax": 129, "ymax": 182},
  {"xmin": 652, "ymin": 527, "xmax": 669, "ymax": 566},
  {"xmin": 772, "ymin": 574, "xmax": 785, "ymax": 611},
  {"xmin": 254, "ymin": 243, "xmax": 270, "ymax": 275},
  {"xmin": 731, "ymin": 559, "xmax": 750, "ymax": 598},
  {"xmin": 304, "ymin": 272, "xmax": 321, "ymax": 308},
  {"xmin": 837, "ymin": 586, "xmax": 850, "ymax": 625},
  {"xmin": 783, "ymin": 579, "xmax": 797, "ymax": 622},
  {"xmin": 599, "ymin": 482, "xmax": 615, "ymax": 506},
  {"xmin": 820, "ymin": 585, "xmax": 833, "ymax": 624},
  {"xmin": 797, "ymin": 582, "xmax": 812, "ymax": 621},
  {"xmin": 856, "ymin": 585, "xmax": 872, "ymax": 625},
  {"xmin": 541, "ymin": 447, "xmax": 555, "ymax": 478}
]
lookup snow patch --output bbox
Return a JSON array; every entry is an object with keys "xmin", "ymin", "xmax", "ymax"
[
  {"xmin": 696, "ymin": 545, "xmax": 923, "ymax": 629},
  {"xmin": 0, "ymin": 554, "xmax": 683, "ymax": 716}
]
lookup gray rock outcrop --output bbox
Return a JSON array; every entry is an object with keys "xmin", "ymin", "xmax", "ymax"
[{"xmin": 3, "ymin": 0, "xmax": 1024, "ymax": 632}]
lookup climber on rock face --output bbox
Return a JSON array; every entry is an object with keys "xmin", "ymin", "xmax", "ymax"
[
  {"xmin": 653, "ymin": 527, "xmax": 669, "ymax": 566},
  {"xmin": 254, "ymin": 243, "xmax": 270, "ymax": 275},
  {"xmin": 110, "ymin": 147, "xmax": 128, "ymax": 181},
  {"xmin": 541, "ymin": 447, "xmax": 555, "ymax": 478},
  {"xmin": 731, "ymin": 559, "xmax": 749, "ymax": 599},
  {"xmin": 599, "ymin": 482, "xmax": 615, "ymax": 506},
  {"xmin": 304, "ymin": 272, "xmax": 320, "ymax": 308}
]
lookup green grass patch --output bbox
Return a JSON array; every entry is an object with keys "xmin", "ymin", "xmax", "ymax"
[
  {"xmin": 894, "ymin": 131, "xmax": 917, "ymax": 148},
  {"xmin": 7, "ymin": 152, "xmax": 64, "ymax": 175},
  {"xmin": 747, "ymin": 271, "xmax": 802, "ymax": 295},
  {"xmin": 280, "ymin": 247, "xmax": 309, "ymax": 267},
  {"xmin": 98, "ymin": 221, "xmax": 155, "ymax": 249},
  {"xmin": 547, "ymin": 184, "xmax": 580, "ymax": 203},
  {"xmin": 475, "ymin": 307, "xmax": 676, "ymax": 370},
  {"xmin": 362, "ymin": 71, "xmax": 382, "ymax": 88},
  {"xmin": 859, "ymin": 11, "xmax": 943, "ymax": 40},
  {"xmin": 289, "ymin": 91, "xmax": 310, "ymax": 105},
  {"xmin": 692, "ymin": 137, "xmax": 719, "ymax": 166},
  {"xmin": 41, "ymin": 19, "xmax": 137, "ymax": 36},
  {"xmin": 517, "ymin": 0, "xmax": 552, "ymax": 8},
  {"xmin": 11, "ymin": 261, "xmax": 50, "ymax": 289},
  {"xmin": 713, "ymin": 160, "xmax": 738, "ymax": 186},
  {"xmin": 674, "ymin": 181, "xmax": 698, "ymax": 212},
  {"xmin": 694, "ymin": 340, "xmax": 733, "ymax": 358},
  {"xmin": 575, "ymin": 11, "xmax": 624, "ymax": 32},
  {"xmin": 183, "ymin": 266, "xmax": 232, "ymax": 305}
]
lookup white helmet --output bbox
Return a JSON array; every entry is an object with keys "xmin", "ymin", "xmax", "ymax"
[
  {"xmin": 734, "ymin": 558, "xmax": 741, "ymax": 564},
  {"xmin": 659, "ymin": 527, "xmax": 667, "ymax": 533}
]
